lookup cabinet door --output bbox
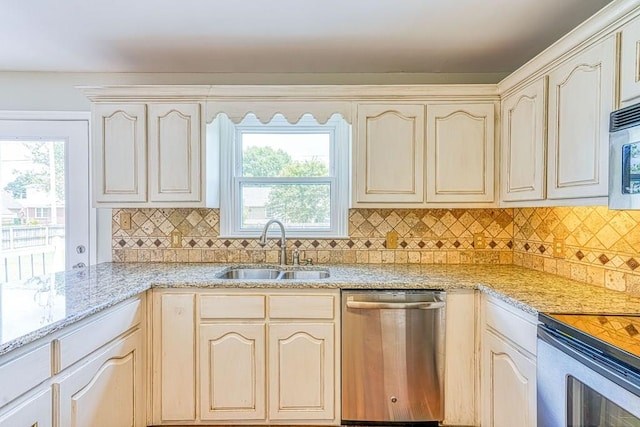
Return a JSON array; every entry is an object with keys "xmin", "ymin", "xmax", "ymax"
[
  {"xmin": 0, "ymin": 388, "xmax": 52, "ymax": 427},
  {"xmin": 354, "ymin": 104, "xmax": 425, "ymax": 204},
  {"xmin": 151, "ymin": 292, "xmax": 196, "ymax": 423},
  {"xmin": 148, "ymin": 103, "xmax": 202, "ymax": 203},
  {"xmin": 501, "ymin": 79, "xmax": 547, "ymax": 202},
  {"xmin": 200, "ymin": 323, "xmax": 266, "ymax": 421},
  {"xmin": 621, "ymin": 16, "xmax": 640, "ymax": 104},
  {"xmin": 58, "ymin": 329, "xmax": 145, "ymax": 427},
  {"xmin": 482, "ymin": 331, "xmax": 536, "ymax": 427},
  {"xmin": 268, "ymin": 323, "xmax": 335, "ymax": 422},
  {"xmin": 426, "ymin": 103, "xmax": 495, "ymax": 203},
  {"xmin": 92, "ymin": 103, "xmax": 147, "ymax": 203},
  {"xmin": 547, "ymin": 35, "xmax": 616, "ymax": 199}
]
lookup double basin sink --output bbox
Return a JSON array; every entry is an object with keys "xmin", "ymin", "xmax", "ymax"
[{"xmin": 217, "ymin": 267, "xmax": 330, "ymax": 280}]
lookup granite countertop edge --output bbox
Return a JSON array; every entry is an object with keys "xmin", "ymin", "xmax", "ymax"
[{"xmin": 2, "ymin": 262, "xmax": 639, "ymax": 356}]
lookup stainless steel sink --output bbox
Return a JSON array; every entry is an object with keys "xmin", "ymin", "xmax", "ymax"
[
  {"xmin": 278, "ymin": 270, "xmax": 330, "ymax": 280},
  {"xmin": 217, "ymin": 267, "xmax": 330, "ymax": 280},
  {"xmin": 217, "ymin": 268, "xmax": 281, "ymax": 280}
]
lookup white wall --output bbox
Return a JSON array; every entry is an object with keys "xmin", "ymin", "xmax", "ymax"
[{"xmin": 0, "ymin": 71, "xmax": 507, "ymax": 111}]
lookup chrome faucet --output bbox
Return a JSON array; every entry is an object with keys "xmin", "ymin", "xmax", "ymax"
[{"xmin": 258, "ymin": 219, "xmax": 287, "ymax": 265}]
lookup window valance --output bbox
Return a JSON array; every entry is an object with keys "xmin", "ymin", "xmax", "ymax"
[{"xmin": 205, "ymin": 101, "xmax": 353, "ymax": 124}]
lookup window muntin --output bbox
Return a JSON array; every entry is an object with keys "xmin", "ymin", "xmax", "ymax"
[{"xmin": 219, "ymin": 113, "xmax": 349, "ymax": 238}]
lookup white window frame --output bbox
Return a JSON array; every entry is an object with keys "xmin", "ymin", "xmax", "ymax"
[{"xmin": 219, "ymin": 113, "xmax": 350, "ymax": 238}]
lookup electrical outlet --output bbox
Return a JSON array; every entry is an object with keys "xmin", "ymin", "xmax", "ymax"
[
  {"xmin": 386, "ymin": 231, "xmax": 398, "ymax": 249},
  {"xmin": 120, "ymin": 213, "xmax": 131, "ymax": 230},
  {"xmin": 171, "ymin": 231, "xmax": 183, "ymax": 248},
  {"xmin": 473, "ymin": 233, "xmax": 486, "ymax": 249},
  {"xmin": 553, "ymin": 238, "xmax": 565, "ymax": 258}
]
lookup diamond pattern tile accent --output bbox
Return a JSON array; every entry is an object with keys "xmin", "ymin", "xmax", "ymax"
[
  {"xmin": 538, "ymin": 245, "xmax": 545, "ymax": 254},
  {"xmin": 627, "ymin": 258, "xmax": 639, "ymax": 270},
  {"xmin": 330, "ymin": 240, "xmax": 337, "ymax": 248},
  {"xmin": 154, "ymin": 239, "xmax": 162, "ymax": 247},
  {"xmin": 418, "ymin": 241, "xmax": 426, "ymax": 248},
  {"xmin": 206, "ymin": 239, "xmax": 214, "ymax": 248},
  {"xmin": 598, "ymin": 254, "xmax": 610, "ymax": 265},
  {"xmin": 312, "ymin": 240, "xmax": 320, "ymax": 248},
  {"xmin": 223, "ymin": 240, "xmax": 232, "ymax": 247},
  {"xmin": 400, "ymin": 241, "xmax": 408, "ymax": 248},
  {"xmin": 136, "ymin": 239, "xmax": 144, "ymax": 247},
  {"xmin": 118, "ymin": 239, "xmax": 126, "ymax": 247},
  {"xmin": 436, "ymin": 241, "xmax": 444, "ymax": 249},
  {"xmin": 453, "ymin": 240, "xmax": 461, "ymax": 248},
  {"xmin": 524, "ymin": 243, "xmax": 530, "ymax": 251},
  {"xmin": 576, "ymin": 251, "xmax": 585, "ymax": 260},
  {"xmin": 364, "ymin": 240, "xmax": 372, "ymax": 248},
  {"xmin": 188, "ymin": 239, "xmax": 197, "ymax": 248},
  {"xmin": 347, "ymin": 240, "xmax": 355, "ymax": 248},
  {"xmin": 241, "ymin": 240, "xmax": 249, "ymax": 248}
]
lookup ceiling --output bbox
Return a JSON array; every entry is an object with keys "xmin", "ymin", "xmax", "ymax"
[{"xmin": 0, "ymin": 0, "xmax": 614, "ymax": 74}]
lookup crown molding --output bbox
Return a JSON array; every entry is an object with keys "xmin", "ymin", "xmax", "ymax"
[
  {"xmin": 79, "ymin": 84, "xmax": 500, "ymax": 103},
  {"xmin": 498, "ymin": 0, "xmax": 640, "ymax": 97}
]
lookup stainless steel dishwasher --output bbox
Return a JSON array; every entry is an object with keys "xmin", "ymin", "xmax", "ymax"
[{"xmin": 341, "ymin": 290, "xmax": 446, "ymax": 425}]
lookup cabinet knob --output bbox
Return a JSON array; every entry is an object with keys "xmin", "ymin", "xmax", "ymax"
[{"xmin": 390, "ymin": 396, "xmax": 398, "ymax": 403}]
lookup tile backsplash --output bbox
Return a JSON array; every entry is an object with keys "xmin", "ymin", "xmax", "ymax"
[
  {"xmin": 112, "ymin": 208, "xmax": 513, "ymax": 265},
  {"xmin": 513, "ymin": 206, "xmax": 640, "ymax": 296},
  {"xmin": 112, "ymin": 206, "xmax": 640, "ymax": 296}
]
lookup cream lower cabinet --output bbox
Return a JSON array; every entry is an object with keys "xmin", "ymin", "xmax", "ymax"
[
  {"xmin": 152, "ymin": 289, "xmax": 340, "ymax": 426},
  {"xmin": 0, "ymin": 388, "xmax": 52, "ymax": 427},
  {"xmin": 0, "ymin": 295, "xmax": 145, "ymax": 427},
  {"xmin": 200, "ymin": 323, "xmax": 267, "ymax": 421},
  {"xmin": 426, "ymin": 103, "xmax": 496, "ymax": 203},
  {"xmin": 268, "ymin": 323, "xmax": 335, "ymax": 421},
  {"xmin": 481, "ymin": 295, "xmax": 537, "ymax": 427},
  {"xmin": 57, "ymin": 329, "xmax": 145, "ymax": 427}
]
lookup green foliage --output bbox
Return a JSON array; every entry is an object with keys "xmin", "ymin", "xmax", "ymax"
[
  {"xmin": 3, "ymin": 142, "xmax": 64, "ymax": 201},
  {"xmin": 243, "ymin": 146, "xmax": 291, "ymax": 177},
  {"xmin": 242, "ymin": 146, "xmax": 330, "ymax": 224}
]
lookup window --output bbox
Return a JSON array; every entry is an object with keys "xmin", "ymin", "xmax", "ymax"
[{"xmin": 218, "ymin": 113, "xmax": 350, "ymax": 238}]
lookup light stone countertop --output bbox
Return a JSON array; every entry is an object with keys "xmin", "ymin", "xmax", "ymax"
[{"xmin": 2, "ymin": 262, "xmax": 640, "ymax": 356}]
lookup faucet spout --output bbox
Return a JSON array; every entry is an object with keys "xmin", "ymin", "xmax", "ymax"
[{"xmin": 258, "ymin": 219, "xmax": 287, "ymax": 265}]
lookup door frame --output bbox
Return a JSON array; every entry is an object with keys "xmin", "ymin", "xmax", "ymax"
[{"xmin": 0, "ymin": 110, "xmax": 111, "ymax": 267}]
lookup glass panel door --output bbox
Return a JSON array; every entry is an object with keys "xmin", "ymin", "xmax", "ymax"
[{"xmin": 0, "ymin": 119, "xmax": 91, "ymax": 283}]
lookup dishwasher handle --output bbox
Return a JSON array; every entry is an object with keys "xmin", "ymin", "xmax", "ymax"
[{"xmin": 346, "ymin": 300, "xmax": 445, "ymax": 310}]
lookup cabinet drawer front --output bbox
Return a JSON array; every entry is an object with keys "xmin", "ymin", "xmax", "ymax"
[
  {"xmin": 0, "ymin": 345, "xmax": 51, "ymax": 407},
  {"xmin": 269, "ymin": 295, "xmax": 335, "ymax": 319},
  {"xmin": 485, "ymin": 298, "xmax": 537, "ymax": 355},
  {"xmin": 0, "ymin": 388, "xmax": 52, "ymax": 427},
  {"xmin": 200, "ymin": 295, "xmax": 265, "ymax": 319},
  {"xmin": 56, "ymin": 298, "xmax": 142, "ymax": 372}
]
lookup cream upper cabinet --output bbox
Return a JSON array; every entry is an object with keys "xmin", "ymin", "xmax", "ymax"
[
  {"xmin": 93, "ymin": 103, "xmax": 147, "ymax": 204},
  {"xmin": 500, "ymin": 78, "xmax": 547, "ymax": 202},
  {"xmin": 148, "ymin": 103, "xmax": 202, "ymax": 202},
  {"xmin": 426, "ymin": 103, "xmax": 495, "ymax": 203},
  {"xmin": 354, "ymin": 103, "xmax": 426, "ymax": 205},
  {"xmin": 546, "ymin": 35, "xmax": 616, "ymax": 200},
  {"xmin": 481, "ymin": 295, "xmax": 537, "ymax": 427},
  {"xmin": 621, "ymin": 14, "xmax": 640, "ymax": 105},
  {"xmin": 92, "ymin": 102, "xmax": 203, "ymax": 207}
]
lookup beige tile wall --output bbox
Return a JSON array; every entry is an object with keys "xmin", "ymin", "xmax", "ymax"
[
  {"xmin": 112, "ymin": 208, "xmax": 513, "ymax": 265},
  {"xmin": 513, "ymin": 206, "xmax": 640, "ymax": 296},
  {"xmin": 112, "ymin": 206, "xmax": 640, "ymax": 296}
]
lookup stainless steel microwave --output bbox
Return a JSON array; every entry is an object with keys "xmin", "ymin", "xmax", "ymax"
[{"xmin": 609, "ymin": 102, "xmax": 640, "ymax": 209}]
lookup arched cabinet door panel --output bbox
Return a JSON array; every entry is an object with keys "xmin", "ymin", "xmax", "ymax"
[
  {"xmin": 426, "ymin": 103, "xmax": 495, "ymax": 203},
  {"xmin": 354, "ymin": 103, "xmax": 426, "ymax": 205},
  {"xmin": 547, "ymin": 35, "xmax": 616, "ymax": 200},
  {"xmin": 500, "ymin": 78, "xmax": 547, "ymax": 202}
]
